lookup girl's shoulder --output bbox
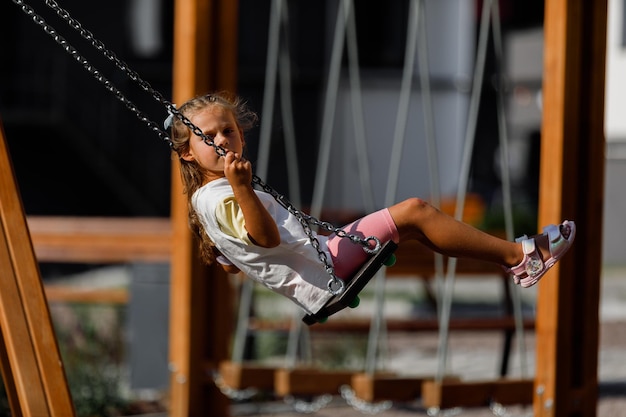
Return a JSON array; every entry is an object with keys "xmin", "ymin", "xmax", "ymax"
[
  {"xmin": 195, "ymin": 178, "xmax": 275, "ymax": 208},
  {"xmin": 194, "ymin": 178, "xmax": 232, "ymax": 203},
  {"xmin": 200, "ymin": 178, "xmax": 231, "ymax": 193}
]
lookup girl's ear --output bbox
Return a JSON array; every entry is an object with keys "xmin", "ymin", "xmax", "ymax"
[{"xmin": 181, "ymin": 150, "xmax": 195, "ymax": 162}]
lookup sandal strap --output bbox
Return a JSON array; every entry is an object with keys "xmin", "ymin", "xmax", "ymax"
[
  {"xmin": 509, "ymin": 238, "xmax": 545, "ymax": 278},
  {"xmin": 543, "ymin": 224, "xmax": 561, "ymax": 243},
  {"xmin": 542, "ymin": 223, "xmax": 571, "ymax": 259},
  {"xmin": 521, "ymin": 238, "xmax": 535, "ymax": 255},
  {"xmin": 515, "ymin": 235, "xmax": 528, "ymax": 243}
]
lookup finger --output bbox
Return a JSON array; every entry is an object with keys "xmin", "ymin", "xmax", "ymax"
[{"xmin": 224, "ymin": 151, "xmax": 237, "ymax": 164}]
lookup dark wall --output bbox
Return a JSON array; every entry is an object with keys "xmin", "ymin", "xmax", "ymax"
[
  {"xmin": 1, "ymin": 0, "xmax": 175, "ymax": 216},
  {"xmin": 1, "ymin": 0, "xmax": 544, "ymax": 217}
]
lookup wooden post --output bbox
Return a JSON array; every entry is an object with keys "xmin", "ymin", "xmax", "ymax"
[
  {"xmin": 0, "ymin": 120, "xmax": 76, "ymax": 416},
  {"xmin": 168, "ymin": 0, "xmax": 239, "ymax": 416},
  {"xmin": 535, "ymin": 1, "xmax": 607, "ymax": 416}
]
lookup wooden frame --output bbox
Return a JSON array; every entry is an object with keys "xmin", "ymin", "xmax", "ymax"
[
  {"xmin": 534, "ymin": 1, "xmax": 607, "ymax": 416},
  {"xmin": 27, "ymin": 216, "xmax": 171, "ymax": 263},
  {"xmin": 0, "ymin": 120, "xmax": 75, "ymax": 416},
  {"xmin": 422, "ymin": 379, "xmax": 534, "ymax": 409},
  {"xmin": 351, "ymin": 373, "xmax": 441, "ymax": 403},
  {"xmin": 400, "ymin": 1, "xmax": 608, "ymax": 412},
  {"xmin": 0, "ymin": 0, "xmax": 606, "ymax": 414},
  {"xmin": 274, "ymin": 368, "xmax": 355, "ymax": 397},
  {"xmin": 345, "ymin": 1, "xmax": 608, "ymax": 412},
  {"xmin": 216, "ymin": 361, "xmax": 276, "ymax": 392},
  {"xmin": 168, "ymin": 0, "xmax": 239, "ymax": 416}
]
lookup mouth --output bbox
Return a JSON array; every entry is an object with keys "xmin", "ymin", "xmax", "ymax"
[{"xmin": 214, "ymin": 146, "xmax": 228, "ymax": 157}]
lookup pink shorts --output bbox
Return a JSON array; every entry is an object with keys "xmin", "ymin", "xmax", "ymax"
[{"xmin": 326, "ymin": 208, "xmax": 399, "ymax": 280}]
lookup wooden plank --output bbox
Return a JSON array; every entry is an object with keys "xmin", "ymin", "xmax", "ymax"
[
  {"xmin": 350, "ymin": 373, "xmax": 432, "ymax": 402},
  {"xmin": 168, "ymin": 0, "xmax": 239, "ymax": 416},
  {"xmin": 536, "ymin": 1, "xmax": 606, "ymax": 416},
  {"xmin": 421, "ymin": 379, "xmax": 533, "ymax": 409},
  {"xmin": 26, "ymin": 214, "xmax": 504, "ymax": 276},
  {"xmin": 0, "ymin": 331, "xmax": 22, "ymax": 416},
  {"xmin": 216, "ymin": 361, "xmax": 276, "ymax": 391},
  {"xmin": 0, "ymin": 227, "xmax": 50, "ymax": 416},
  {"xmin": 44, "ymin": 286, "xmax": 129, "ymax": 304},
  {"xmin": 27, "ymin": 216, "xmax": 171, "ymax": 263},
  {"xmin": 0, "ymin": 119, "xmax": 75, "ymax": 415},
  {"xmin": 169, "ymin": 0, "xmax": 207, "ymax": 412},
  {"xmin": 274, "ymin": 368, "xmax": 355, "ymax": 397}
]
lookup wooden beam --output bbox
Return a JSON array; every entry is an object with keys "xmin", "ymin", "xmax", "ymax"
[
  {"xmin": 0, "ymin": 220, "xmax": 51, "ymax": 416},
  {"xmin": 27, "ymin": 216, "xmax": 171, "ymax": 263},
  {"xmin": 216, "ymin": 361, "xmax": 276, "ymax": 391},
  {"xmin": 350, "ymin": 373, "xmax": 442, "ymax": 403},
  {"xmin": 535, "ymin": 1, "xmax": 607, "ymax": 416},
  {"xmin": 44, "ymin": 287, "xmax": 129, "ymax": 304},
  {"xmin": 422, "ymin": 379, "xmax": 534, "ymax": 409},
  {"xmin": 0, "ymin": 119, "xmax": 75, "ymax": 415},
  {"xmin": 274, "ymin": 368, "xmax": 355, "ymax": 397},
  {"xmin": 168, "ymin": 0, "xmax": 239, "ymax": 416}
]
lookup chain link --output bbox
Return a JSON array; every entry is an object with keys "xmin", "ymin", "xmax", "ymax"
[
  {"xmin": 283, "ymin": 394, "xmax": 333, "ymax": 414},
  {"xmin": 340, "ymin": 385, "xmax": 393, "ymax": 414},
  {"xmin": 211, "ymin": 371, "xmax": 258, "ymax": 401},
  {"xmin": 13, "ymin": 0, "xmax": 382, "ymax": 295}
]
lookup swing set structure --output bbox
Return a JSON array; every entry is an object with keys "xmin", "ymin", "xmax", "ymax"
[{"xmin": 0, "ymin": 0, "xmax": 606, "ymax": 416}]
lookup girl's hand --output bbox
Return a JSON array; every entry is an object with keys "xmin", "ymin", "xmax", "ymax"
[
  {"xmin": 223, "ymin": 151, "xmax": 252, "ymax": 186},
  {"xmin": 223, "ymin": 150, "xmax": 281, "ymax": 248}
]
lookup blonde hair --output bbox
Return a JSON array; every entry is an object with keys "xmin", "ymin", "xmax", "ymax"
[{"xmin": 169, "ymin": 92, "xmax": 258, "ymax": 265}]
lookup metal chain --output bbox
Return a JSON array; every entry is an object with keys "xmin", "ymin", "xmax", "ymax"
[
  {"xmin": 426, "ymin": 407, "xmax": 463, "ymax": 417},
  {"xmin": 12, "ymin": 0, "xmax": 382, "ymax": 295},
  {"xmin": 283, "ymin": 394, "xmax": 333, "ymax": 414},
  {"xmin": 340, "ymin": 385, "xmax": 393, "ymax": 414},
  {"xmin": 253, "ymin": 176, "xmax": 381, "ymax": 295},
  {"xmin": 211, "ymin": 371, "xmax": 258, "ymax": 401},
  {"xmin": 12, "ymin": 0, "xmax": 171, "ymax": 145}
]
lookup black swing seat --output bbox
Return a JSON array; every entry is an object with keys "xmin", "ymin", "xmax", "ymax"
[{"xmin": 302, "ymin": 240, "xmax": 398, "ymax": 325}]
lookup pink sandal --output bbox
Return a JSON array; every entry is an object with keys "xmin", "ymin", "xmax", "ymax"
[{"xmin": 504, "ymin": 220, "xmax": 576, "ymax": 288}]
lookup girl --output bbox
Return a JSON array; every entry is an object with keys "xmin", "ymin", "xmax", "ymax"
[{"xmin": 167, "ymin": 92, "xmax": 575, "ymax": 315}]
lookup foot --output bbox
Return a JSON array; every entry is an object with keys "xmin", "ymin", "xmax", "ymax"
[{"xmin": 504, "ymin": 220, "xmax": 576, "ymax": 288}]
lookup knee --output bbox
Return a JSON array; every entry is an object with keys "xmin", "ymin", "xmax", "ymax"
[
  {"xmin": 401, "ymin": 197, "xmax": 432, "ymax": 213},
  {"xmin": 389, "ymin": 198, "xmax": 434, "ymax": 239},
  {"xmin": 391, "ymin": 197, "xmax": 434, "ymax": 223}
]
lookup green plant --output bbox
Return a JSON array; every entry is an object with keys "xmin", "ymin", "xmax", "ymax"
[{"xmin": 52, "ymin": 303, "xmax": 129, "ymax": 417}]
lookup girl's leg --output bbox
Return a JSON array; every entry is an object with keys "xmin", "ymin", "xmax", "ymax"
[
  {"xmin": 327, "ymin": 209, "xmax": 399, "ymax": 280},
  {"xmin": 387, "ymin": 198, "xmax": 571, "ymax": 269},
  {"xmin": 326, "ymin": 198, "xmax": 574, "ymax": 285}
]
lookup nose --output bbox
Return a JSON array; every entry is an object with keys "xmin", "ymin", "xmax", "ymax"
[
  {"xmin": 213, "ymin": 133, "xmax": 228, "ymax": 154},
  {"xmin": 213, "ymin": 133, "xmax": 228, "ymax": 148}
]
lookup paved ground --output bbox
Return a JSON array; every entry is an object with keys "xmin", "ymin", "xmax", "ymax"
[{"xmin": 227, "ymin": 265, "xmax": 626, "ymax": 417}]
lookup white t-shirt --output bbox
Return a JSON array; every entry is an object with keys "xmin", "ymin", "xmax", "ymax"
[{"xmin": 192, "ymin": 178, "xmax": 333, "ymax": 314}]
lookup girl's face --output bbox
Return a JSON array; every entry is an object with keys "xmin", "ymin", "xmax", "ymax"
[{"xmin": 181, "ymin": 105, "xmax": 244, "ymax": 183}]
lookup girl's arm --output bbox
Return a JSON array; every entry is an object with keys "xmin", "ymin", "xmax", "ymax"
[
  {"xmin": 214, "ymin": 249, "xmax": 242, "ymax": 274},
  {"xmin": 224, "ymin": 152, "xmax": 281, "ymax": 248},
  {"xmin": 221, "ymin": 264, "xmax": 242, "ymax": 274}
]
